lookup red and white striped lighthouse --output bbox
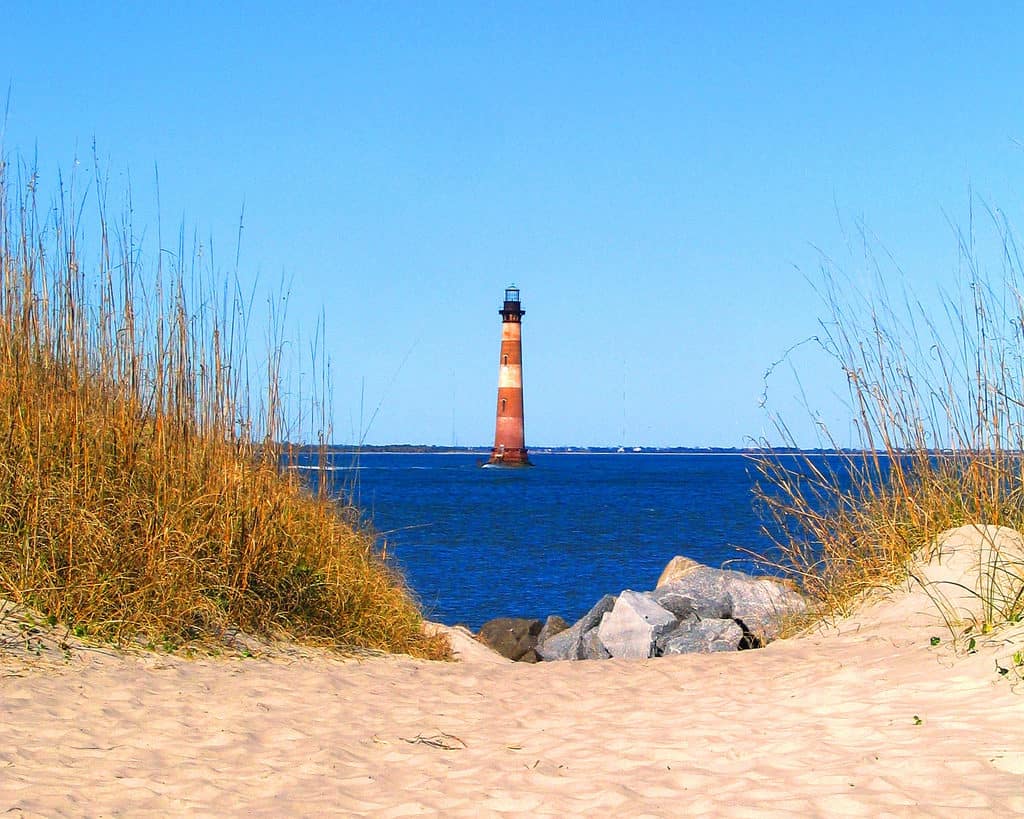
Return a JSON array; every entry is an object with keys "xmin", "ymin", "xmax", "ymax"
[{"xmin": 487, "ymin": 285, "xmax": 531, "ymax": 467}]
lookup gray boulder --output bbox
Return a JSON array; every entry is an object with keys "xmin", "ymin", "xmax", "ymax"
[
  {"xmin": 537, "ymin": 614, "xmax": 569, "ymax": 646},
  {"xmin": 658, "ymin": 616, "xmax": 744, "ymax": 655},
  {"xmin": 580, "ymin": 628, "xmax": 610, "ymax": 660},
  {"xmin": 476, "ymin": 617, "xmax": 543, "ymax": 661},
  {"xmin": 536, "ymin": 595, "xmax": 617, "ymax": 661},
  {"xmin": 650, "ymin": 579, "xmax": 732, "ymax": 620},
  {"xmin": 652, "ymin": 567, "xmax": 805, "ymax": 644},
  {"xmin": 597, "ymin": 590, "xmax": 677, "ymax": 659},
  {"xmin": 728, "ymin": 576, "xmax": 806, "ymax": 643}
]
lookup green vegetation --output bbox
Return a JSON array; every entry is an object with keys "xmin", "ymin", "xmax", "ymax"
[
  {"xmin": 0, "ymin": 153, "xmax": 449, "ymax": 659},
  {"xmin": 755, "ymin": 215, "xmax": 1024, "ymax": 633}
]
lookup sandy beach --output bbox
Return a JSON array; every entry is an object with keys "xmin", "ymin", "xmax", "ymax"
[{"xmin": 3, "ymin": 553, "xmax": 1023, "ymax": 818}]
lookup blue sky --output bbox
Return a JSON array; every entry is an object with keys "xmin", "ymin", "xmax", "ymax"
[{"xmin": 3, "ymin": 3, "xmax": 1023, "ymax": 447}]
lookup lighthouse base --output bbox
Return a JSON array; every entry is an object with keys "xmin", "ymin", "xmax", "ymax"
[{"xmin": 484, "ymin": 447, "xmax": 532, "ymax": 468}]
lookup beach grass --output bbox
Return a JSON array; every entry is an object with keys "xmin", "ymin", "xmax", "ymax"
[
  {"xmin": 755, "ymin": 214, "xmax": 1024, "ymax": 633},
  {"xmin": 0, "ymin": 151, "xmax": 449, "ymax": 659}
]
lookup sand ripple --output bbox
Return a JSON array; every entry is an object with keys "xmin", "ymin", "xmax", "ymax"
[{"xmin": 2, "ymin": 591, "xmax": 1023, "ymax": 815}]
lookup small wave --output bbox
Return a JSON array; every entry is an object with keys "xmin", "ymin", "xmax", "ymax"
[
  {"xmin": 288, "ymin": 464, "xmax": 441, "ymax": 472},
  {"xmin": 287, "ymin": 464, "xmax": 362, "ymax": 472}
]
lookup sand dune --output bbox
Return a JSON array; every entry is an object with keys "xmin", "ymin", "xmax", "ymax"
[{"xmin": 2, "ymin": 528, "xmax": 1024, "ymax": 816}]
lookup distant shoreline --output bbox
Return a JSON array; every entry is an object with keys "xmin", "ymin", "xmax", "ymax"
[
  {"xmin": 334, "ymin": 450, "xmax": 757, "ymax": 456},
  {"xmin": 292, "ymin": 446, "xmax": 767, "ymax": 456},
  {"xmin": 288, "ymin": 446, "xmax": 953, "ymax": 456}
]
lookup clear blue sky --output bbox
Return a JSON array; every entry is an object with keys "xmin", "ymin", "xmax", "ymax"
[{"xmin": 3, "ymin": 3, "xmax": 1023, "ymax": 447}]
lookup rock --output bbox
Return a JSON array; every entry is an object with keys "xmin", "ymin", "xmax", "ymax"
[
  {"xmin": 537, "ymin": 615, "xmax": 569, "ymax": 646},
  {"xmin": 725, "ymin": 574, "xmax": 807, "ymax": 644},
  {"xmin": 656, "ymin": 555, "xmax": 703, "ymax": 587},
  {"xmin": 534, "ymin": 561, "xmax": 808, "ymax": 662},
  {"xmin": 597, "ymin": 590, "xmax": 677, "ymax": 659},
  {"xmin": 650, "ymin": 579, "xmax": 732, "ymax": 620},
  {"xmin": 651, "ymin": 567, "xmax": 806, "ymax": 644},
  {"xmin": 658, "ymin": 617, "xmax": 744, "ymax": 655},
  {"xmin": 536, "ymin": 595, "xmax": 617, "ymax": 661},
  {"xmin": 519, "ymin": 648, "xmax": 541, "ymax": 664},
  {"xmin": 580, "ymin": 628, "xmax": 610, "ymax": 660},
  {"xmin": 476, "ymin": 617, "xmax": 543, "ymax": 661}
]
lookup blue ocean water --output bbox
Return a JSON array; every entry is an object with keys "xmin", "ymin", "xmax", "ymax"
[{"xmin": 310, "ymin": 452, "xmax": 777, "ymax": 630}]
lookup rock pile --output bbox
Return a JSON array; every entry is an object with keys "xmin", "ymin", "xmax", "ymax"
[{"xmin": 475, "ymin": 558, "xmax": 807, "ymax": 662}]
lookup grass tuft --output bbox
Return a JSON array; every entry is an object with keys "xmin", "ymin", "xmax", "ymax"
[
  {"xmin": 0, "ymin": 151, "xmax": 449, "ymax": 660},
  {"xmin": 754, "ymin": 214, "xmax": 1024, "ymax": 632}
]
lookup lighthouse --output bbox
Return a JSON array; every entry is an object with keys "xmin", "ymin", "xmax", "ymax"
[{"xmin": 486, "ymin": 285, "xmax": 531, "ymax": 467}]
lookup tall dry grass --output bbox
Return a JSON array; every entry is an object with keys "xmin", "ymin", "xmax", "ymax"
[
  {"xmin": 0, "ymin": 152, "xmax": 448, "ymax": 658},
  {"xmin": 755, "ymin": 214, "xmax": 1024, "ymax": 630}
]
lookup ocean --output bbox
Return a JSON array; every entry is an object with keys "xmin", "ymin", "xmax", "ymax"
[{"xmin": 305, "ymin": 452, "xmax": 778, "ymax": 630}]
